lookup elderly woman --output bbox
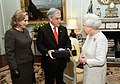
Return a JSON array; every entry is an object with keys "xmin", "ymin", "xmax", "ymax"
[{"xmin": 78, "ymin": 13, "xmax": 108, "ymax": 84}]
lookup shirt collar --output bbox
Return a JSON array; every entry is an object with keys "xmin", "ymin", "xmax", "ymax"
[
  {"xmin": 49, "ymin": 22, "xmax": 58, "ymax": 30},
  {"xmin": 49, "ymin": 22, "xmax": 54, "ymax": 29}
]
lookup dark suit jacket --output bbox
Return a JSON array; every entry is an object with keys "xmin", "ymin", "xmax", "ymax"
[
  {"xmin": 36, "ymin": 23, "xmax": 71, "ymax": 71},
  {"xmin": 5, "ymin": 28, "xmax": 33, "ymax": 70}
]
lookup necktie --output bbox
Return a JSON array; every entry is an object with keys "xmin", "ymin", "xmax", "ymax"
[{"xmin": 54, "ymin": 26, "xmax": 58, "ymax": 44}]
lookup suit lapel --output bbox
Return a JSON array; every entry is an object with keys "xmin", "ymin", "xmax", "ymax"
[{"xmin": 46, "ymin": 23, "xmax": 58, "ymax": 45}]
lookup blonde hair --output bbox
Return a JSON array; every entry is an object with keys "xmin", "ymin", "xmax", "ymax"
[{"xmin": 11, "ymin": 10, "xmax": 28, "ymax": 28}]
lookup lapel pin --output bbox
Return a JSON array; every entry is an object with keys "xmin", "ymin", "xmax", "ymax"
[
  {"xmin": 60, "ymin": 30, "xmax": 62, "ymax": 32},
  {"xmin": 93, "ymin": 38, "xmax": 96, "ymax": 42}
]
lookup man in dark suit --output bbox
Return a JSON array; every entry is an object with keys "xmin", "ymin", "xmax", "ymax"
[{"xmin": 36, "ymin": 8, "xmax": 71, "ymax": 84}]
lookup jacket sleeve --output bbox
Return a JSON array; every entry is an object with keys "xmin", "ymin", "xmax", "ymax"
[
  {"xmin": 5, "ymin": 31, "xmax": 17, "ymax": 70},
  {"xmin": 36, "ymin": 27, "xmax": 48, "ymax": 55},
  {"xmin": 65, "ymin": 27, "xmax": 72, "ymax": 50}
]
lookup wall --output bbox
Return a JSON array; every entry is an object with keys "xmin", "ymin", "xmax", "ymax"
[
  {"xmin": 0, "ymin": 0, "xmax": 20, "ymax": 55},
  {"xmin": 0, "ymin": 0, "xmax": 120, "ymax": 55},
  {"xmin": 0, "ymin": 0, "xmax": 3, "ymax": 54},
  {"xmin": 66, "ymin": 0, "xmax": 82, "ymax": 26}
]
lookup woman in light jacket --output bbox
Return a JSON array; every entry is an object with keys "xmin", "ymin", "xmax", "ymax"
[{"xmin": 78, "ymin": 13, "xmax": 108, "ymax": 84}]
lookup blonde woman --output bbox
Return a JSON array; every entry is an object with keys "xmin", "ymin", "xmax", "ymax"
[{"xmin": 5, "ymin": 10, "xmax": 35, "ymax": 84}]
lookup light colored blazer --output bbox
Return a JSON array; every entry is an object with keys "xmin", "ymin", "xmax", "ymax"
[{"xmin": 82, "ymin": 31, "xmax": 108, "ymax": 84}]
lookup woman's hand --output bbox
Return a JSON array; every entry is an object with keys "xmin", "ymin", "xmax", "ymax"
[
  {"xmin": 11, "ymin": 68, "xmax": 20, "ymax": 78},
  {"xmin": 78, "ymin": 53, "xmax": 86, "ymax": 64}
]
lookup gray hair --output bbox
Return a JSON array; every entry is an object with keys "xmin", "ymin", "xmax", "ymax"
[
  {"xmin": 47, "ymin": 8, "xmax": 61, "ymax": 19},
  {"xmin": 83, "ymin": 13, "xmax": 101, "ymax": 30}
]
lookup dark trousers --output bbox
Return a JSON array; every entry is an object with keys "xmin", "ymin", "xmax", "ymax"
[{"xmin": 44, "ymin": 69, "xmax": 64, "ymax": 84}]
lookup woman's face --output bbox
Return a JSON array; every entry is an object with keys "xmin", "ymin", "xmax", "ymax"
[
  {"xmin": 18, "ymin": 15, "xmax": 28, "ymax": 28},
  {"xmin": 82, "ymin": 22, "xmax": 92, "ymax": 34}
]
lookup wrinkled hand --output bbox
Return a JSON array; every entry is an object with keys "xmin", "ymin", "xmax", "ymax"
[
  {"xmin": 11, "ymin": 69, "xmax": 20, "ymax": 78},
  {"xmin": 78, "ymin": 53, "xmax": 86, "ymax": 64},
  {"xmin": 48, "ymin": 50, "xmax": 55, "ymax": 59}
]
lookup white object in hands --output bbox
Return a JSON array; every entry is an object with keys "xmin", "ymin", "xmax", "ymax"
[{"xmin": 58, "ymin": 48, "xmax": 65, "ymax": 51}]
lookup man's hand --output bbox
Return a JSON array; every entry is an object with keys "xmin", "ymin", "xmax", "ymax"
[{"xmin": 48, "ymin": 50, "xmax": 55, "ymax": 59}]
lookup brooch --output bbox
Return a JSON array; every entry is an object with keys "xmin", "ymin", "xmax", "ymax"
[{"xmin": 93, "ymin": 38, "xmax": 96, "ymax": 42}]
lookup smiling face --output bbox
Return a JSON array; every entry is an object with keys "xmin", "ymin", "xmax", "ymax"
[
  {"xmin": 18, "ymin": 15, "xmax": 28, "ymax": 28},
  {"xmin": 11, "ymin": 10, "xmax": 29, "ymax": 28}
]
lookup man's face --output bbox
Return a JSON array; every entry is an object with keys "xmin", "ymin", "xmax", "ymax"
[{"xmin": 50, "ymin": 13, "xmax": 61, "ymax": 27}]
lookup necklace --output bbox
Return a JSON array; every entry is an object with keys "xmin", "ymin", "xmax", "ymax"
[{"xmin": 15, "ymin": 28, "xmax": 23, "ymax": 31}]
